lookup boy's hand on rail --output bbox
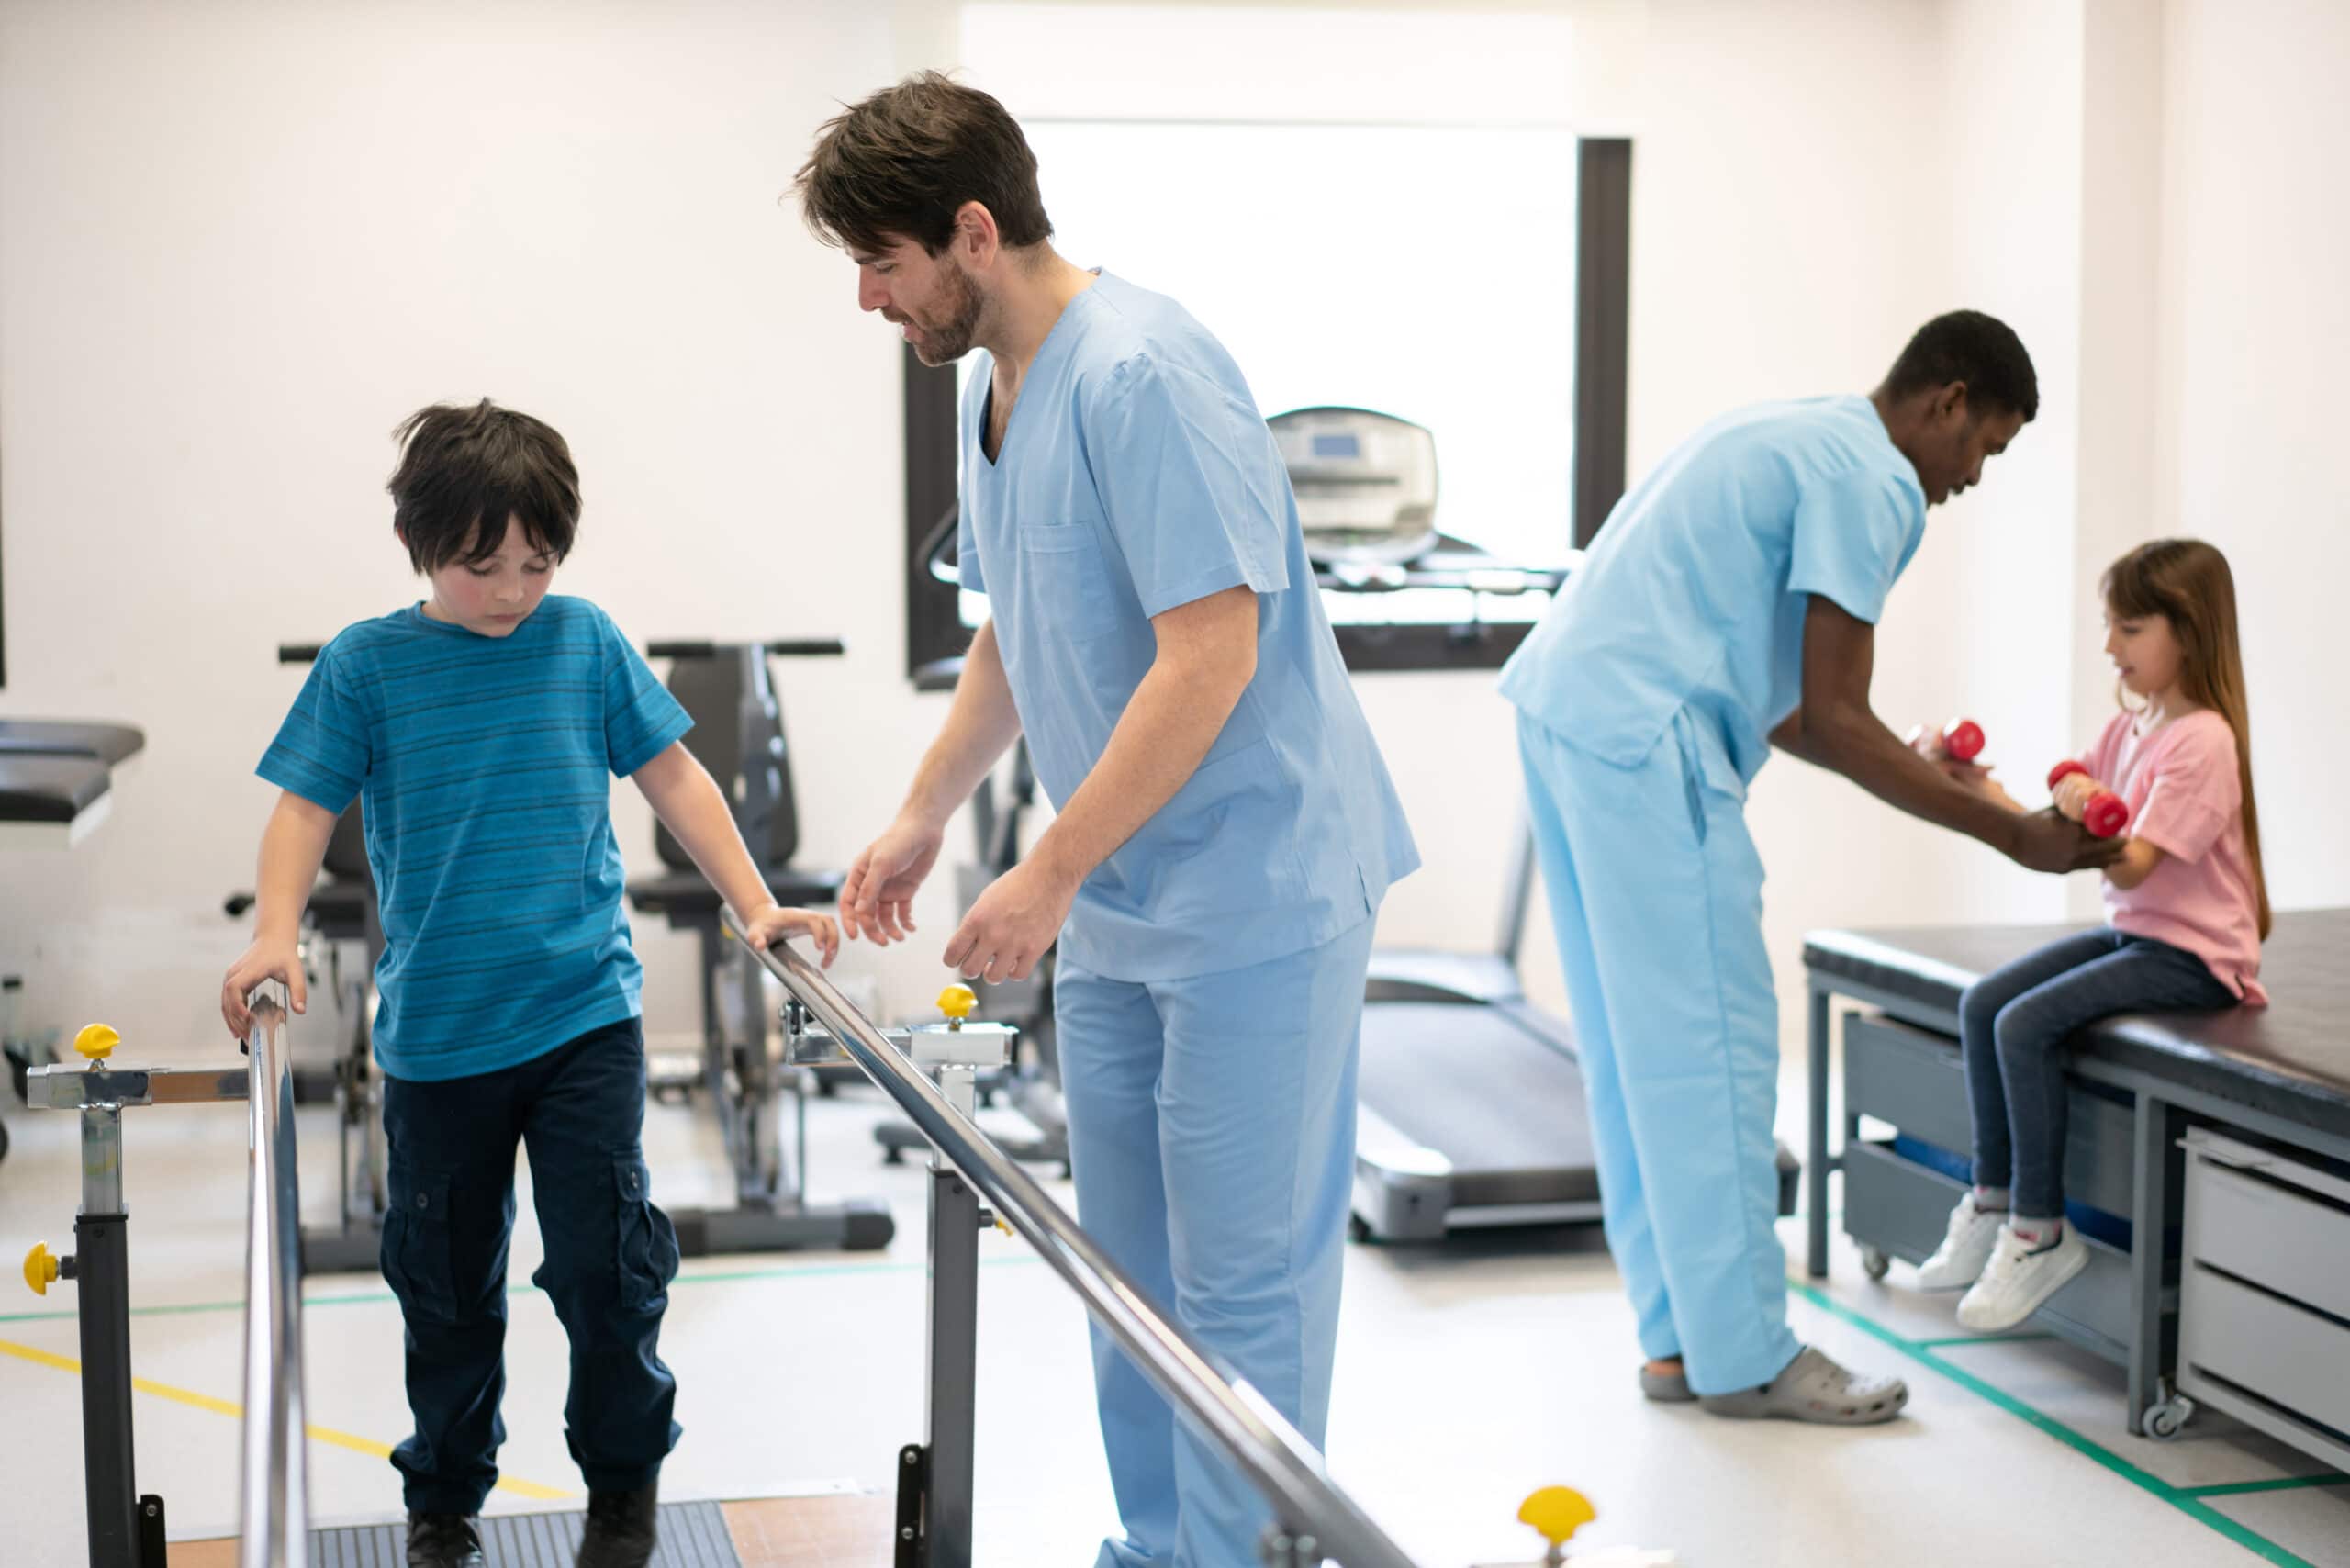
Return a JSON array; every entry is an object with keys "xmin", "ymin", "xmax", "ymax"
[
  {"xmin": 741, "ymin": 903, "xmax": 840, "ymax": 968},
  {"xmin": 844, "ymin": 815, "xmax": 945, "ymax": 946},
  {"xmin": 220, "ymin": 935, "xmax": 305, "ymax": 1040}
]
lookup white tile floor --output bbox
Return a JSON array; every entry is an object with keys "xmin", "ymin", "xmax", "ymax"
[{"xmin": 4, "ymin": 1048, "xmax": 2345, "ymax": 1567}]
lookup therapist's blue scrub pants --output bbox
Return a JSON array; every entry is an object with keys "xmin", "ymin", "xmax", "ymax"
[
  {"xmin": 1516, "ymin": 710, "xmax": 1803, "ymax": 1397},
  {"xmin": 1057, "ymin": 920, "xmax": 1377, "ymax": 1568}
]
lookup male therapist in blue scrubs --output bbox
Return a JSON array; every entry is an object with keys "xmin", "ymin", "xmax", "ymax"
[
  {"xmin": 795, "ymin": 75, "xmax": 1417, "ymax": 1564},
  {"xmin": 1501, "ymin": 312, "xmax": 2123, "ymax": 1424}
]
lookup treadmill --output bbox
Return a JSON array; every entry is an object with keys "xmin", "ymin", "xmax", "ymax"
[
  {"xmin": 1350, "ymin": 821, "xmax": 1600, "ymax": 1241},
  {"xmin": 1348, "ymin": 818, "xmax": 1801, "ymax": 1241},
  {"xmin": 1268, "ymin": 408, "xmax": 1800, "ymax": 1242}
]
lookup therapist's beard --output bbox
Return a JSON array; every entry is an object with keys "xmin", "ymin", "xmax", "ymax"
[{"xmin": 906, "ymin": 257, "xmax": 985, "ymax": 366}]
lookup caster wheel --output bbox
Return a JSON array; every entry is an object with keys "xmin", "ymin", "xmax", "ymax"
[
  {"xmin": 1860, "ymin": 1243, "xmax": 1892, "ymax": 1282},
  {"xmin": 2146, "ymin": 1396, "xmax": 2196, "ymax": 1440},
  {"xmin": 1346, "ymin": 1214, "xmax": 1373, "ymax": 1244}
]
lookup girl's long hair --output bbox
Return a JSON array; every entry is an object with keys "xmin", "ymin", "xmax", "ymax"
[{"xmin": 2102, "ymin": 539, "xmax": 2269, "ymax": 938}]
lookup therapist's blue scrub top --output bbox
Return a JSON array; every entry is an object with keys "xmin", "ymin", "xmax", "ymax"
[
  {"xmin": 958, "ymin": 272, "xmax": 1418, "ymax": 982},
  {"xmin": 1500, "ymin": 395, "xmax": 1928, "ymax": 791}
]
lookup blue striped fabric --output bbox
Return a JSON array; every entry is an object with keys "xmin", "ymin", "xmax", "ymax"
[{"xmin": 259, "ymin": 596, "xmax": 690, "ymax": 1081}]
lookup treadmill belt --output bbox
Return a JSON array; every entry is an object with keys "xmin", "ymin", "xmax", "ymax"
[{"xmin": 1359, "ymin": 1001, "xmax": 1596, "ymax": 1198}]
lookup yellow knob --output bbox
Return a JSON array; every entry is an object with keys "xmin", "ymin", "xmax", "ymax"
[
  {"xmin": 74, "ymin": 1024, "xmax": 121, "ymax": 1062},
  {"xmin": 1518, "ymin": 1486, "xmax": 1596, "ymax": 1548},
  {"xmin": 937, "ymin": 985, "xmax": 977, "ymax": 1025},
  {"xmin": 24, "ymin": 1243, "xmax": 61, "ymax": 1297}
]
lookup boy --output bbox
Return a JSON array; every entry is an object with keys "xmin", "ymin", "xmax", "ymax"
[{"xmin": 219, "ymin": 399, "xmax": 836, "ymax": 1568}]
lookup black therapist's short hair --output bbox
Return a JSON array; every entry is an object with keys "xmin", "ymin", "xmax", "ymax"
[
  {"xmin": 386, "ymin": 399, "xmax": 580, "ymax": 575},
  {"xmin": 1882, "ymin": 310, "xmax": 2039, "ymax": 423}
]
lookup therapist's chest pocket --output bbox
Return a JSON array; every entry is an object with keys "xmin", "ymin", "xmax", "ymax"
[{"xmin": 1017, "ymin": 523, "xmax": 1130, "ymax": 644}]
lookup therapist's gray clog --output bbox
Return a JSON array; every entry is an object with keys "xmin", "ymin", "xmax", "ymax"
[{"xmin": 1696, "ymin": 1346, "xmax": 1908, "ymax": 1425}]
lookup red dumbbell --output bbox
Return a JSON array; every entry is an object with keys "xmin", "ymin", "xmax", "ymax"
[
  {"xmin": 2046, "ymin": 760, "xmax": 2132, "ymax": 838},
  {"xmin": 1909, "ymin": 717, "xmax": 1986, "ymax": 764}
]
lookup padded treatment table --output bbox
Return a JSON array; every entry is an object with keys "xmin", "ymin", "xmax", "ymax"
[
  {"xmin": 0, "ymin": 719, "xmax": 145, "ymax": 765},
  {"xmin": 1805, "ymin": 913, "xmax": 2350, "ymax": 1465},
  {"xmin": 0, "ymin": 719, "xmax": 146, "ymax": 847}
]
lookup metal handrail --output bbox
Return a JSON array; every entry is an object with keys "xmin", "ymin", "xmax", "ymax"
[
  {"xmin": 239, "ymin": 991, "xmax": 308, "ymax": 1568},
  {"xmin": 731, "ymin": 922, "xmax": 1422, "ymax": 1568}
]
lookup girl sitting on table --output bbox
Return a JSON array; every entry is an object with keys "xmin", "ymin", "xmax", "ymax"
[{"xmin": 1919, "ymin": 537, "xmax": 2269, "ymax": 1329}]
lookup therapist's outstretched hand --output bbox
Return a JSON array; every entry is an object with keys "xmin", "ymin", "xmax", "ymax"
[
  {"xmin": 2008, "ymin": 807, "xmax": 2128, "ymax": 875},
  {"xmin": 843, "ymin": 816, "xmax": 945, "ymax": 946},
  {"xmin": 943, "ymin": 859, "xmax": 1078, "ymax": 985}
]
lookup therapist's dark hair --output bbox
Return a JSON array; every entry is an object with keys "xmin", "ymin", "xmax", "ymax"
[
  {"xmin": 1883, "ymin": 310, "xmax": 2039, "ymax": 422},
  {"xmin": 794, "ymin": 72, "xmax": 1055, "ymax": 259}
]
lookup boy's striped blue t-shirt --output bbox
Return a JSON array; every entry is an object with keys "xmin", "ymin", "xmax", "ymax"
[{"xmin": 258, "ymin": 595, "xmax": 690, "ymax": 1082}]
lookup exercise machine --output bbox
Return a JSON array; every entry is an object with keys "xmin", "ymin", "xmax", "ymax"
[
  {"xmin": 223, "ymin": 644, "xmax": 389, "ymax": 1274},
  {"xmin": 1268, "ymin": 407, "xmax": 1801, "ymax": 1242},
  {"xmin": 229, "ymin": 635, "xmax": 889, "ymax": 1265},
  {"xmin": 1348, "ymin": 816, "xmax": 1801, "ymax": 1241},
  {"xmin": 625, "ymin": 639, "xmax": 890, "ymax": 1253}
]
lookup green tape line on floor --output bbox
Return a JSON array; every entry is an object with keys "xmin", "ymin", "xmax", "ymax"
[
  {"xmin": 1790, "ymin": 1280, "xmax": 2320, "ymax": 1568},
  {"xmin": 2184, "ymin": 1476, "xmax": 2350, "ymax": 1500}
]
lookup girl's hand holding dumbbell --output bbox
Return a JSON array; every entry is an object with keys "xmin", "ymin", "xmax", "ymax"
[
  {"xmin": 2046, "ymin": 761, "xmax": 2132, "ymax": 837},
  {"xmin": 2050, "ymin": 770, "xmax": 2098, "ymax": 819}
]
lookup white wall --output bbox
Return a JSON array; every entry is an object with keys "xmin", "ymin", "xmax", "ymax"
[
  {"xmin": 2154, "ymin": 0, "xmax": 2350, "ymax": 909},
  {"xmin": 1630, "ymin": 0, "xmax": 1983, "ymax": 1039},
  {"xmin": 1935, "ymin": 0, "xmax": 2087, "ymax": 926}
]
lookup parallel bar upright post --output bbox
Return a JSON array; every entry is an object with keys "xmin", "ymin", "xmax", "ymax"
[{"xmin": 923, "ymin": 1069, "xmax": 980, "ymax": 1567}]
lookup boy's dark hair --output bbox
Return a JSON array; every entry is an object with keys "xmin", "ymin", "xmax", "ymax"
[
  {"xmin": 794, "ymin": 71, "xmax": 1053, "ymax": 259},
  {"xmin": 386, "ymin": 399, "xmax": 580, "ymax": 574},
  {"xmin": 1883, "ymin": 310, "xmax": 2039, "ymax": 422}
]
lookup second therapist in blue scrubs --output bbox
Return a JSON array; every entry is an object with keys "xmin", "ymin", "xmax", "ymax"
[
  {"xmin": 796, "ymin": 75, "xmax": 1416, "ymax": 1566},
  {"xmin": 1500, "ymin": 312, "xmax": 2122, "ymax": 1427}
]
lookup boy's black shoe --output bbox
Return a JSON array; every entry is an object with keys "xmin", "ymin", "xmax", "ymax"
[
  {"xmin": 576, "ymin": 1483, "xmax": 659, "ymax": 1568},
  {"xmin": 405, "ymin": 1511, "xmax": 486, "ymax": 1568}
]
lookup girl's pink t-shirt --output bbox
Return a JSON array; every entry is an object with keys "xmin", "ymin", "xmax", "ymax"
[{"xmin": 2078, "ymin": 709, "xmax": 2266, "ymax": 1004}]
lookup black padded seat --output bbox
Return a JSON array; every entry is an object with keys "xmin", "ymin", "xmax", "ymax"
[
  {"xmin": 0, "ymin": 720, "xmax": 146, "ymax": 766},
  {"xmin": 627, "ymin": 867, "xmax": 845, "ymax": 925}
]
